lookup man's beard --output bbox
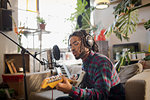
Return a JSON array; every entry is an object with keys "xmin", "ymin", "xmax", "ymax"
[
  {"xmin": 75, "ymin": 56, "xmax": 80, "ymax": 60},
  {"xmin": 74, "ymin": 42, "xmax": 87, "ymax": 60},
  {"xmin": 75, "ymin": 50, "xmax": 86, "ymax": 60}
]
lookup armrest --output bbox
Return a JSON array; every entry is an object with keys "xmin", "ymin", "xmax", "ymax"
[
  {"xmin": 26, "ymin": 71, "xmax": 51, "ymax": 97},
  {"xmin": 125, "ymin": 69, "xmax": 150, "ymax": 100}
]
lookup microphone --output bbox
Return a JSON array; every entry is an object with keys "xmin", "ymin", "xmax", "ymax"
[
  {"xmin": 47, "ymin": 45, "xmax": 61, "ymax": 69},
  {"xmin": 52, "ymin": 45, "xmax": 60, "ymax": 60},
  {"xmin": 33, "ymin": 45, "xmax": 60, "ymax": 66}
]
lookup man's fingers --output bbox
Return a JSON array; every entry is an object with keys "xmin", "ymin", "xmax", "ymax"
[
  {"xmin": 62, "ymin": 76, "xmax": 70, "ymax": 84},
  {"xmin": 56, "ymin": 76, "xmax": 72, "ymax": 93},
  {"xmin": 56, "ymin": 83, "xmax": 67, "ymax": 91}
]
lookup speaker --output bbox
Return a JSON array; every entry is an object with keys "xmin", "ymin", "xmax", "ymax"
[{"xmin": 0, "ymin": 8, "xmax": 12, "ymax": 31}]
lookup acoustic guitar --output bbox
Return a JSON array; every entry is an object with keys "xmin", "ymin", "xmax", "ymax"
[{"xmin": 41, "ymin": 71, "xmax": 85, "ymax": 89}]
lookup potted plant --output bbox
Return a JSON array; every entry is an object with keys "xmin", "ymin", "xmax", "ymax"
[
  {"xmin": 37, "ymin": 16, "xmax": 46, "ymax": 30},
  {"xmin": 115, "ymin": 49, "xmax": 131, "ymax": 72},
  {"xmin": 104, "ymin": 1, "xmax": 150, "ymax": 41}
]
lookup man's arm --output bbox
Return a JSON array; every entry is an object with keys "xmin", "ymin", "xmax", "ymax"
[{"xmin": 57, "ymin": 63, "xmax": 112, "ymax": 100}]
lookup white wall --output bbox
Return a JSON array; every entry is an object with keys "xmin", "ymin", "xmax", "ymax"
[
  {"xmin": 0, "ymin": 0, "xmax": 18, "ymax": 83},
  {"xmin": 0, "ymin": 0, "xmax": 149, "ymax": 82},
  {"xmin": 93, "ymin": 0, "xmax": 150, "ymax": 60}
]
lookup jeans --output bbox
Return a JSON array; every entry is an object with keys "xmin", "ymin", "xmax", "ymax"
[
  {"xmin": 56, "ymin": 96, "xmax": 73, "ymax": 100},
  {"xmin": 56, "ymin": 83, "xmax": 125, "ymax": 100}
]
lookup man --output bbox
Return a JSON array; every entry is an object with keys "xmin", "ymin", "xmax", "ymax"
[{"xmin": 56, "ymin": 30, "xmax": 125, "ymax": 100}]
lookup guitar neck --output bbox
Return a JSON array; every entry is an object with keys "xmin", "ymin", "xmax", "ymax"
[
  {"xmin": 41, "ymin": 71, "xmax": 85, "ymax": 89},
  {"xmin": 41, "ymin": 75, "xmax": 73, "ymax": 89}
]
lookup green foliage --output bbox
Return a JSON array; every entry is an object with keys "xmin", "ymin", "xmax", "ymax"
[
  {"xmin": 113, "ymin": 0, "xmax": 141, "ymax": 17},
  {"xmin": 69, "ymin": 0, "xmax": 95, "ymax": 31},
  {"xmin": 144, "ymin": 20, "xmax": 150, "ymax": 30},
  {"xmin": 115, "ymin": 50, "xmax": 131, "ymax": 72},
  {"xmin": 144, "ymin": 55, "xmax": 150, "ymax": 61},
  {"xmin": 69, "ymin": 0, "xmax": 150, "ymax": 41},
  {"xmin": 36, "ymin": 16, "xmax": 45, "ymax": 24},
  {"xmin": 81, "ymin": 7, "xmax": 92, "ymax": 30},
  {"xmin": 105, "ymin": 0, "xmax": 140, "ymax": 41},
  {"xmin": 69, "ymin": 0, "xmax": 87, "ymax": 22},
  {"xmin": 0, "ymin": 88, "xmax": 15, "ymax": 99}
]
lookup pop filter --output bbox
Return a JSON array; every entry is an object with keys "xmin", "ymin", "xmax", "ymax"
[{"xmin": 53, "ymin": 45, "xmax": 60, "ymax": 60}]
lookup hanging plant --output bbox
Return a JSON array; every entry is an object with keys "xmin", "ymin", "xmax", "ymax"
[
  {"xmin": 105, "ymin": 0, "xmax": 150, "ymax": 41},
  {"xmin": 105, "ymin": 0, "xmax": 140, "ymax": 41}
]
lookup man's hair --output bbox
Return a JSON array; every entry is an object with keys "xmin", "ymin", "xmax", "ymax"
[{"xmin": 69, "ymin": 30, "xmax": 99, "ymax": 52}]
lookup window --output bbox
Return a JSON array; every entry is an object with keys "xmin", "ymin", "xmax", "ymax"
[{"xmin": 18, "ymin": 0, "xmax": 76, "ymax": 49}]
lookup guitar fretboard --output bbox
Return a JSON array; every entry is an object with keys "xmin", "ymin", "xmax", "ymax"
[
  {"xmin": 41, "ymin": 71, "xmax": 85, "ymax": 89},
  {"xmin": 47, "ymin": 75, "xmax": 62, "ymax": 83}
]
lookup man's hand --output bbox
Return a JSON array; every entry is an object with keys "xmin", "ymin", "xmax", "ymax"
[
  {"xmin": 71, "ymin": 74, "xmax": 78, "ymax": 80},
  {"xmin": 56, "ymin": 76, "xmax": 72, "ymax": 94}
]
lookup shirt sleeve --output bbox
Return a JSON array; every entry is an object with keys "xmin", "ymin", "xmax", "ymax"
[{"xmin": 69, "ymin": 62, "xmax": 112, "ymax": 100}]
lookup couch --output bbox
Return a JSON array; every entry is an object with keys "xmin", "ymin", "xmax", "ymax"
[
  {"xmin": 20, "ymin": 61, "xmax": 150, "ymax": 100},
  {"xmin": 26, "ymin": 71, "xmax": 68, "ymax": 100},
  {"xmin": 124, "ymin": 60, "xmax": 150, "ymax": 100},
  {"xmin": 125, "ymin": 69, "xmax": 150, "ymax": 100}
]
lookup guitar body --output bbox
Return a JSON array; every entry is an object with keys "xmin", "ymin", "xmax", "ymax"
[
  {"xmin": 41, "ymin": 77, "xmax": 63, "ymax": 89},
  {"xmin": 41, "ymin": 71, "xmax": 85, "ymax": 89}
]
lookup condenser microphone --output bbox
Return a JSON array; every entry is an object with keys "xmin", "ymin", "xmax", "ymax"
[
  {"xmin": 47, "ymin": 45, "xmax": 61, "ymax": 69},
  {"xmin": 52, "ymin": 45, "xmax": 60, "ymax": 60}
]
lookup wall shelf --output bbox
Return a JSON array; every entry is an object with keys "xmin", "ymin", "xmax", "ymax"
[
  {"xmin": 110, "ymin": 0, "xmax": 121, "ymax": 4},
  {"xmin": 4, "ymin": 54, "xmax": 30, "ymax": 74}
]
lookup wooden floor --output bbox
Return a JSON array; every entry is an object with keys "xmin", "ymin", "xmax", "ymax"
[{"xmin": 29, "ymin": 89, "xmax": 68, "ymax": 100}]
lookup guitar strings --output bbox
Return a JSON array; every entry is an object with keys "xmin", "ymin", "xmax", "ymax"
[{"xmin": 48, "ymin": 75, "xmax": 62, "ymax": 83}]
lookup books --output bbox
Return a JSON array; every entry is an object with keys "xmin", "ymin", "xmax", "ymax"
[{"xmin": 5, "ymin": 59, "xmax": 17, "ymax": 74}]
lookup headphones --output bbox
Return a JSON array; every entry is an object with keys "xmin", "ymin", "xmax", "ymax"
[
  {"xmin": 69, "ymin": 30, "xmax": 94, "ymax": 49},
  {"xmin": 84, "ymin": 33, "xmax": 94, "ymax": 49}
]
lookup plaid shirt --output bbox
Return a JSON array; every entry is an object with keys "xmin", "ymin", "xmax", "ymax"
[{"xmin": 69, "ymin": 51, "xmax": 120, "ymax": 100}]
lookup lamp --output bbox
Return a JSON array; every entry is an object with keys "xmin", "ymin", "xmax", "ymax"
[{"xmin": 94, "ymin": 0, "xmax": 110, "ymax": 9}]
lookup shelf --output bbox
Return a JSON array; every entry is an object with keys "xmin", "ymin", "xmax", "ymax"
[
  {"xmin": 0, "ymin": 8, "xmax": 15, "ymax": 12},
  {"xmin": 110, "ymin": 0, "xmax": 121, "ymax": 4},
  {"xmin": 4, "ymin": 54, "xmax": 30, "ymax": 74},
  {"xmin": 114, "ymin": 59, "xmax": 140, "ymax": 63}
]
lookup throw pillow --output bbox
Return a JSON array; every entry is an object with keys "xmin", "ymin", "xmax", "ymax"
[
  {"xmin": 138, "ymin": 60, "xmax": 150, "ymax": 69},
  {"xmin": 118, "ymin": 63, "xmax": 143, "ymax": 85}
]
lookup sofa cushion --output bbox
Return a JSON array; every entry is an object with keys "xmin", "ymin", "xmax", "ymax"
[
  {"xmin": 138, "ymin": 60, "xmax": 150, "ymax": 69},
  {"xmin": 118, "ymin": 63, "xmax": 143, "ymax": 84},
  {"xmin": 125, "ymin": 69, "xmax": 150, "ymax": 100}
]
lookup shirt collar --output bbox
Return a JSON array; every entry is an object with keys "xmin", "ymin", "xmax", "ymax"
[{"xmin": 83, "ymin": 51, "xmax": 95, "ymax": 67}]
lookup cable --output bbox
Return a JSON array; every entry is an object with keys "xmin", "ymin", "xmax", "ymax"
[{"xmin": 51, "ymin": 88, "xmax": 53, "ymax": 100}]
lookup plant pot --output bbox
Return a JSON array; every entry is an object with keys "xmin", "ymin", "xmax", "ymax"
[
  {"xmin": 96, "ymin": 41, "xmax": 109, "ymax": 57},
  {"xmin": 40, "ymin": 24, "xmax": 46, "ymax": 30}
]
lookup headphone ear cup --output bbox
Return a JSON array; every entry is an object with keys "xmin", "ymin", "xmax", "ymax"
[{"xmin": 85, "ymin": 35, "xmax": 94, "ymax": 48}]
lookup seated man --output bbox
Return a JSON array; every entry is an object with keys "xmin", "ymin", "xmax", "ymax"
[{"xmin": 56, "ymin": 30, "xmax": 125, "ymax": 100}]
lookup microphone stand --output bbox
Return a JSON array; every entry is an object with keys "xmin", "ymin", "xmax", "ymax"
[
  {"xmin": 0, "ymin": 31, "xmax": 45, "ymax": 100},
  {"xmin": 34, "ymin": 49, "xmax": 62, "ymax": 75},
  {"xmin": 34, "ymin": 50, "xmax": 50, "ymax": 70},
  {"xmin": 34, "ymin": 50, "xmax": 55, "ymax": 74}
]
